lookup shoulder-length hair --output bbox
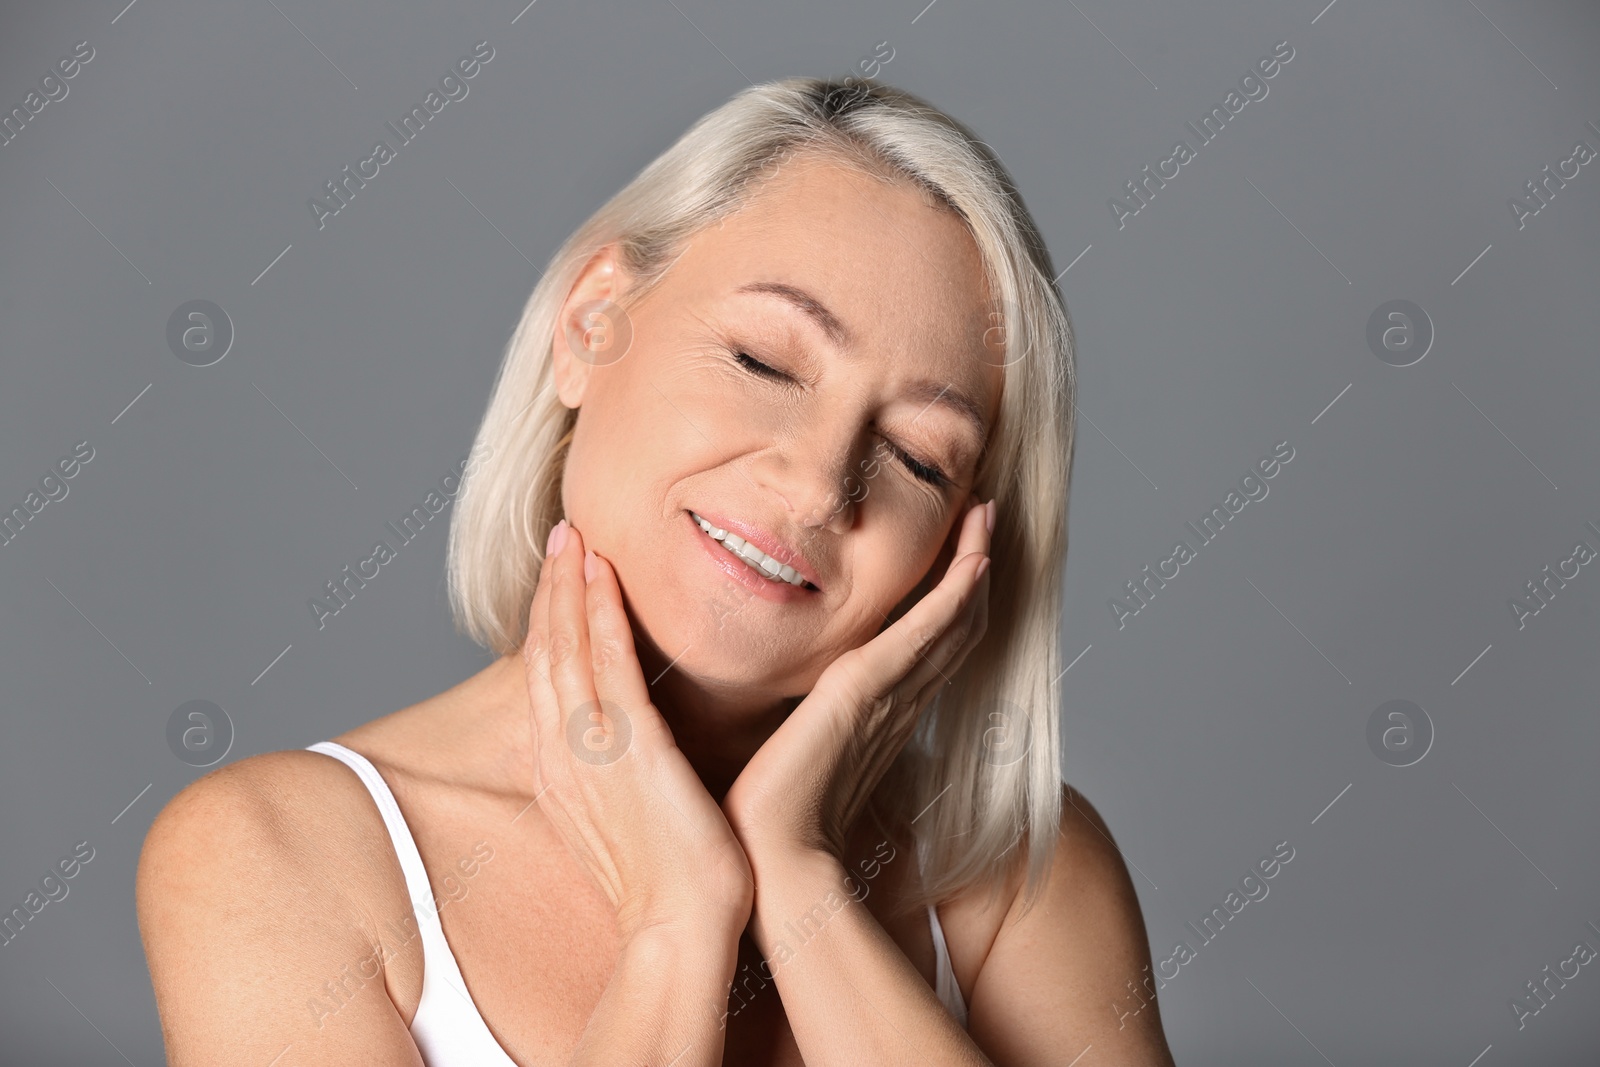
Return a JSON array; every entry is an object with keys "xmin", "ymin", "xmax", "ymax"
[{"xmin": 446, "ymin": 76, "xmax": 1076, "ymax": 915}]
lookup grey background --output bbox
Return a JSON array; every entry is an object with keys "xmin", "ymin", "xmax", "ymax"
[{"xmin": 2, "ymin": 0, "xmax": 1597, "ymax": 1062}]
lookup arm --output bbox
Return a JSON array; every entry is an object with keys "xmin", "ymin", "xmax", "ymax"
[
  {"xmin": 568, "ymin": 915, "xmax": 742, "ymax": 1065},
  {"xmin": 743, "ymin": 783, "xmax": 1177, "ymax": 1067},
  {"xmin": 963, "ymin": 783, "xmax": 1177, "ymax": 1066},
  {"xmin": 746, "ymin": 848, "xmax": 991, "ymax": 1066},
  {"xmin": 720, "ymin": 498, "xmax": 997, "ymax": 1063},
  {"xmin": 138, "ymin": 750, "xmax": 743, "ymax": 1067},
  {"xmin": 136, "ymin": 756, "xmax": 427, "ymax": 1066},
  {"xmin": 531, "ymin": 520, "xmax": 757, "ymax": 1065}
]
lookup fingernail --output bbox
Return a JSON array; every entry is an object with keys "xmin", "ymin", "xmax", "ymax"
[
  {"xmin": 547, "ymin": 518, "xmax": 569, "ymax": 556},
  {"xmin": 583, "ymin": 549, "xmax": 598, "ymax": 584},
  {"xmin": 985, "ymin": 499, "xmax": 996, "ymax": 534},
  {"xmin": 975, "ymin": 555, "xmax": 991, "ymax": 580}
]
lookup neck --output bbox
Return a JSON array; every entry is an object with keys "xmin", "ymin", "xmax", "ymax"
[
  {"xmin": 486, "ymin": 647, "xmax": 800, "ymax": 804},
  {"xmin": 646, "ymin": 666, "xmax": 800, "ymax": 801}
]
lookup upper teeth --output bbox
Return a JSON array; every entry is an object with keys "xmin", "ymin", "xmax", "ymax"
[{"xmin": 691, "ymin": 512, "xmax": 810, "ymax": 588}]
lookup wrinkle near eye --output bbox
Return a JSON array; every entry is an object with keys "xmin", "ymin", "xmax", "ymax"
[
  {"xmin": 680, "ymin": 333, "xmax": 968, "ymax": 503},
  {"xmin": 886, "ymin": 425, "xmax": 970, "ymax": 486}
]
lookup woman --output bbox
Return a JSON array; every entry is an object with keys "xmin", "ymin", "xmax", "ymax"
[{"xmin": 137, "ymin": 76, "xmax": 1177, "ymax": 1065}]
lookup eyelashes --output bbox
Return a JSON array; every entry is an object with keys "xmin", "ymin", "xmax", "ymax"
[
  {"xmin": 732, "ymin": 350, "xmax": 786, "ymax": 381},
  {"xmin": 726, "ymin": 347, "xmax": 952, "ymax": 489},
  {"xmin": 880, "ymin": 437, "xmax": 950, "ymax": 488}
]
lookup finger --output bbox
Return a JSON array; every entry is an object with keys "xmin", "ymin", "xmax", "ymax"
[
  {"xmin": 951, "ymin": 492, "xmax": 992, "ymax": 564},
  {"xmin": 523, "ymin": 522, "xmax": 567, "ymax": 770},
  {"xmin": 937, "ymin": 508, "xmax": 993, "ymax": 666},
  {"xmin": 922, "ymin": 491, "xmax": 982, "ymax": 591},
  {"xmin": 893, "ymin": 498, "xmax": 989, "ymax": 666},
  {"xmin": 546, "ymin": 522, "xmax": 600, "ymax": 747},
  {"xmin": 524, "ymin": 527, "xmax": 565, "ymax": 711},
  {"xmin": 905, "ymin": 553, "xmax": 991, "ymax": 699},
  {"xmin": 902, "ymin": 499, "xmax": 985, "ymax": 655},
  {"xmin": 842, "ymin": 578, "xmax": 986, "ymax": 825},
  {"xmin": 968, "ymin": 555, "xmax": 991, "ymax": 652},
  {"xmin": 825, "ymin": 502, "xmax": 990, "ymax": 711},
  {"xmin": 583, "ymin": 549, "xmax": 657, "ymax": 729}
]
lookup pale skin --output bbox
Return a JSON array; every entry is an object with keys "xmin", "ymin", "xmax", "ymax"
[{"xmin": 135, "ymin": 153, "xmax": 1177, "ymax": 1065}]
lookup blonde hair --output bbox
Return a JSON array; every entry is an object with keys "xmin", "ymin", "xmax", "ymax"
[{"xmin": 446, "ymin": 76, "xmax": 1076, "ymax": 914}]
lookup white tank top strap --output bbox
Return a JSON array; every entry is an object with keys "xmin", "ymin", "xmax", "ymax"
[
  {"xmin": 915, "ymin": 834, "xmax": 971, "ymax": 1028},
  {"xmin": 305, "ymin": 741, "xmax": 517, "ymax": 1066},
  {"xmin": 308, "ymin": 738, "xmax": 967, "ymax": 1055}
]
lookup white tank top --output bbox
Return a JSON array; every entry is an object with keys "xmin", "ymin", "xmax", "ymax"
[{"xmin": 306, "ymin": 741, "xmax": 968, "ymax": 1065}]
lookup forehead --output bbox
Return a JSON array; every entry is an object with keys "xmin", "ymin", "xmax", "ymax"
[{"xmin": 665, "ymin": 154, "xmax": 1004, "ymax": 419}]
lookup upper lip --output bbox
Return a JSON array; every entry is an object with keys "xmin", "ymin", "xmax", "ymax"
[{"xmin": 688, "ymin": 508, "xmax": 826, "ymax": 591}]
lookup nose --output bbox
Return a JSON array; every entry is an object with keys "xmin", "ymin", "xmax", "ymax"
[{"xmin": 756, "ymin": 416, "xmax": 864, "ymax": 536}]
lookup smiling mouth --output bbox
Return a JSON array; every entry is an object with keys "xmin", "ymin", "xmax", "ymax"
[{"xmin": 689, "ymin": 511, "xmax": 819, "ymax": 590}]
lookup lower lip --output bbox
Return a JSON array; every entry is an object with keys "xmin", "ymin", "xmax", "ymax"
[{"xmin": 684, "ymin": 510, "xmax": 819, "ymax": 604}]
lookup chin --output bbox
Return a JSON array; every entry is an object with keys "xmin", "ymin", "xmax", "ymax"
[
  {"xmin": 623, "ymin": 593, "xmax": 816, "ymax": 694},
  {"xmin": 610, "ymin": 515, "xmax": 837, "ymax": 692}
]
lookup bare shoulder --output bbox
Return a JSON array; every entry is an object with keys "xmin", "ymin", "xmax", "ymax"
[
  {"xmin": 146, "ymin": 744, "xmax": 364, "ymax": 819},
  {"xmin": 136, "ymin": 748, "xmax": 423, "ymax": 1066},
  {"xmin": 961, "ymin": 781, "xmax": 1177, "ymax": 1067},
  {"xmin": 1051, "ymin": 781, "xmax": 1140, "ymax": 898},
  {"xmin": 138, "ymin": 747, "xmax": 400, "ymax": 900}
]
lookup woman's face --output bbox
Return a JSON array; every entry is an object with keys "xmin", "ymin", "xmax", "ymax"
[{"xmin": 552, "ymin": 153, "xmax": 1005, "ymax": 702}]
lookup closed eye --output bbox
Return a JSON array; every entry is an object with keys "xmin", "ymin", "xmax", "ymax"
[
  {"xmin": 729, "ymin": 347, "xmax": 951, "ymax": 489},
  {"xmin": 880, "ymin": 439, "xmax": 950, "ymax": 488},
  {"xmin": 733, "ymin": 350, "xmax": 787, "ymax": 381}
]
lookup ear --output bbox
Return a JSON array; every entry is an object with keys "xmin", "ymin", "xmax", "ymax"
[{"xmin": 551, "ymin": 244, "xmax": 628, "ymax": 409}]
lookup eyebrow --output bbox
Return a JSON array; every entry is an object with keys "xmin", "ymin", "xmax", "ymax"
[
  {"xmin": 735, "ymin": 280, "xmax": 992, "ymax": 444},
  {"xmin": 905, "ymin": 379, "xmax": 991, "ymax": 446},
  {"xmin": 735, "ymin": 281, "xmax": 852, "ymax": 349}
]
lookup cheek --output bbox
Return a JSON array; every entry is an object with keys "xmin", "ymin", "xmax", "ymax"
[
  {"xmin": 563, "ymin": 364, "xmax": 683, "ymax": 525},
  {"xmin": 850, "ymin": 516, "xmax": 951, "ymax": 619}
]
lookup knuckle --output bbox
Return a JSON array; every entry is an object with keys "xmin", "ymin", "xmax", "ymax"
[
  {"xmin": 546, "ymin": 628, "xmax": 578, "ymax": 668},
  {"xmin": 908, "ymin": 625, "xmax": 942, "ymax": 655},
  {"xmin": 869, "ymin": 691, "xmax": 899, "ymax": 720},
  {"xmin": 823, "ymin": 654, "xmax": 872, "ymax": 704},
  {"xmin": 943, "ymin": 621, "xmax": 972, "ymax": 652},
  {"xmin": 590, "ymin": 633, "xmax": 625, "ymax": 673}
]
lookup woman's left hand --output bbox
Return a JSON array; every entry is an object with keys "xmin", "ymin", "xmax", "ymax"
[{"xmin": 721, "ymin": 495, "xmax": 994, "ymax": 868}]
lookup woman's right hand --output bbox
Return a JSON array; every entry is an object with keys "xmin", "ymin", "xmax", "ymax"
[{"xmin": 523, "ymin": 517, "xmax": 754, "ymax": 943}]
